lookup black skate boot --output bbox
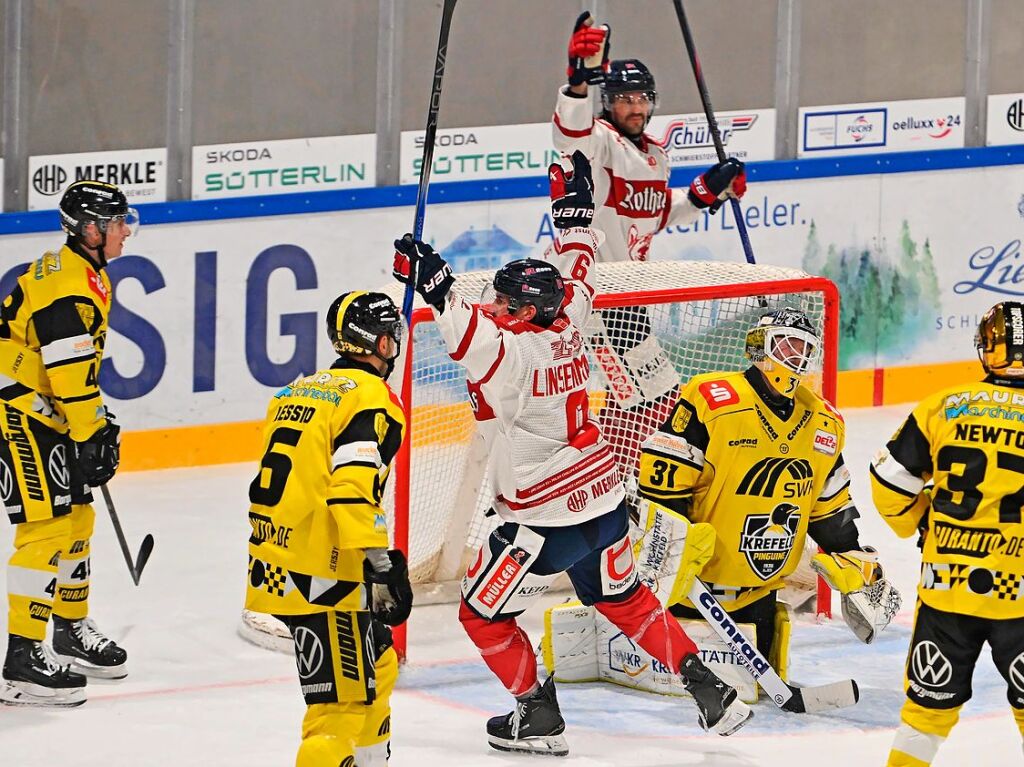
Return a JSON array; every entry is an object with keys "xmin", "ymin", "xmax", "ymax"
[
  {"xmin": 1, "ymin": 634, "xmax": 87, "ymax": 707},
  {"xmin": 680, "ymin": 654, "xmax": 752, "ymax": 736},
  {"xmin": 53, "ymin": 616, "xmax": 128, "ymax": 680},
  {"xmin": 486, "ymin": 676, "xmax": 569, "ymax": 757}
]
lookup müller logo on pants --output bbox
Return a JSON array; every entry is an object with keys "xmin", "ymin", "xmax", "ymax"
[{"xmin": 477, "ymin": 549, "xmax": 528, "ymax": 608}]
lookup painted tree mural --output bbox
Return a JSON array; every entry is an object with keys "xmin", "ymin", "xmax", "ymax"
[{"xmin": 803, "ymin": 220, "xmax": 941, "ymax": 368}]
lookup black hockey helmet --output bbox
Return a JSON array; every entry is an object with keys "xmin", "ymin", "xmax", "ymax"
[
  {"xmin": 59, "ymin": 180, "xmax": 138, "ymax": 238},
  {"xmin": 489, "ymin": 259, "xmax": 565, "ymax": 327},
  {"xmin": 326, "ymin": 291, "xmax": 404, "ymax": 377},
  {"xmin": 600, "ymin": 59, "xmax": 658, "ymax": 112},
  {"xmin": 976, "ymin": 301, "xmax": 1024, "ymax": 379}
]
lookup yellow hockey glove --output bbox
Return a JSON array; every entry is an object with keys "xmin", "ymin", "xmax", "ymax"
[{"xmin": 810, "ymin": 547, "xmax": 882, "ymax": 595}]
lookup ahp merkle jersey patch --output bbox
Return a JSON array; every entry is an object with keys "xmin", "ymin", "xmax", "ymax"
[{"xmin": 739, "ymin": 503, "xmax": 801, "ymax": 580}]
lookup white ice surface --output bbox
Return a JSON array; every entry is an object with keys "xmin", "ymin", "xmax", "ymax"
[{"xmin": 0, "ymin": 405, "xmax": 1021, "ymax": 766}]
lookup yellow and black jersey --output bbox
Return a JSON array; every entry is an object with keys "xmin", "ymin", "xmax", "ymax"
[
  {"xmin": 638, "ymin": 367, "xmax": 856, "ymax": 610},
  {"xmin": 871, "ymin": 378, "xmax": 1024, "ymax": 620},
  {"xmin": 0, "ymin": 243, "xmax": 111, "ymax": 441},
  {"xmin": 245, "ymin": 358, "xmax": 406, "ymax": 616}
]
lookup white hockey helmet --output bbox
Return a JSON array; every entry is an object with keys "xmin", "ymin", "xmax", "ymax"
[{"xmin": 745, "ymin": 309, "xmax": 820, "ymax": 398}]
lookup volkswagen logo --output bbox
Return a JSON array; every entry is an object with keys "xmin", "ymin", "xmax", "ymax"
[
  {"xmin": 32, "ymin": 165, "xmax": 68, "ymax": 196},
  {"xmin": 911, "ymin": 640, "xmax": 953, "ymax": 689},
  {"xmin": 293, "ymin": 626, "xmax": 324, "ymax": 680},
  {"xmin": 0, "ymin": 458, "xmax": 12, "ymax": 502},
  {"xmin": 48, "ymin": 445, "xmax": 70, "ymax": 491},
  {"xmin": 1010, "ymin": 652, "xmax": 1024, "ymax": 694}
]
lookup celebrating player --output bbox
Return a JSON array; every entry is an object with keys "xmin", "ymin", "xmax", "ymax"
[
  {"xmin": 635, "ymin": 309, "xmax": 900, "ymax": 674},
  {"xmin": 872, "ymin": 301, "xmax": 1024, "ymax": 767},
  {"xmin": 556, "ymin": 11, "xmax": 750, "ymax": 483},
  {"xmin": 0, "ymin": 181, "xmax": 134, "ymax": 707},
  {"xmin": 392, "ymin": 151, "xmax": 751, "ymax": 756},
  {"xmin": 245, "ymin": 292, "xmax": 413, "ymax": 767}
]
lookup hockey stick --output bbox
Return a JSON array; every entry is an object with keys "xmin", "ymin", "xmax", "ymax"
[
  {"xmin": 402, "ymin": 0, "xmax": 458, "ymax": 325},
  {"xmin": 671, "ymin": 0, "xmax": 756, "ymax": 266},
  {"xmin": 687, "ymin": 577, "xmax": 858, "ymax": 714},
  {"xmin": 100, "ymin": 484, "xmax": 154, "ymax": 587}
]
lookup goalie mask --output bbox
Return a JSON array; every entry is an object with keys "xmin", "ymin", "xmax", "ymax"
[
  {"xmin": 481, "ymin": 259, "xmax": 565, "ymax": 327},
  {"xmin": 745, "ymin": 309, "xmax": 820, "ymax": 398},
  {"xmin": 326, "ymin": 291, "xmax": 404, "ymax": 380},
  {"xmin": 976, "ymin": 301, "xmax": 1024, "ymax": 379}
]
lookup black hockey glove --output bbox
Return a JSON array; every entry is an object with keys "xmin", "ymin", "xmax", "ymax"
[
  {"xmin": 77, "ymin": 417, "xmax": 121, "ymax": 487},
  {"xmin": 688, "ymin": 158, "xmax": 747, "ymax": 214},
  {"xmin": 364, "ymin": 549, "xmax": 414, "ymax": 627},
  {"xmin": 566, "ymin": 11, "xmax": 610, "ymax": 86},
  {"xmin": 392, "ymin": 235, "xmax": 455, "ymax": 311},
  {"xmin": 549, "ymin": 150, "xmax": 595, "ymax": 229}
]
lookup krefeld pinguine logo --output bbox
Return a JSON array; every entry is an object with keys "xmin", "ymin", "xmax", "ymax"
[
  {"xmin": 911, "ymin": 640, "xmax": 952, "ymax": 689},
  {"xmin": 739, "ymin": 502, "xmax": 801, "ymax": 580},
  {"xmin": 736, "ymin": 457, "xmax": 812, "ymax": 497}
]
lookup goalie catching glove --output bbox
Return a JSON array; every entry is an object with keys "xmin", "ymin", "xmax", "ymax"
[
  {"xmin": 633, "ymin": 498, "xmax": 715, "ymax": 606},
  {"xmin": 811, "ymin": 547, "xmax": 901, "ymax": 644},
  {"xmin": 364, "ymin": 548, "xmax": 414, "ymax": 626}
]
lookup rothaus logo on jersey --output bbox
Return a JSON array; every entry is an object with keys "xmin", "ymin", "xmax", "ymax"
[
  {"xmin": 605, "ymin": 173, "xmax": 668, "ymax": 219},
  {"xmin": 739, "ymin": 502, "xmax": 801, "ymax": 580},
  {"xmin": 736, "ymin": 457, "xmax": 814, "ymax": 499}
]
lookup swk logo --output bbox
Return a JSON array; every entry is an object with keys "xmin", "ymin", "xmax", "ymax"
[
  {"xmin": 736, "ymin": 458, "xmax": 812, "ymax": 497},
  {"xmin": 911, "ymin": 641, "xmax": 953, "ymax": 689},
  {"xmin": 293, "ymin": 626, "xmax": 325, "ymax": 680}
]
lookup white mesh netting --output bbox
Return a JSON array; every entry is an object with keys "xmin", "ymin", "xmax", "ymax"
[{"xmin": 380, "ymin": 260, "xmax": 834, "ymax": 591}]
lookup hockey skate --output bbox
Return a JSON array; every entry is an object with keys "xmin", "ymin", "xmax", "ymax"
[
  {"xmin": 1, "ymin": 634, "xmax": 87, "ymax": 707},
  {"xmin": 680, "ymin": 654, "xmax": 752, "ymax": 736},
  {"xmin": 53, "ymin": 616, "xmax": 128, "ymax": 680},
  {"xmin": 487, "ymin": 676, "xmax": 569, "ymax": 757}
]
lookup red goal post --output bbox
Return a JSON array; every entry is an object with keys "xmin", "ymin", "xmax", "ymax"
[{"xmin": 384, "ymin": 260, "xmax": 840, "ymax": 659}]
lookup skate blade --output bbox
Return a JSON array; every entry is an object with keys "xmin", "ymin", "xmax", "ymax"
[
  {"xmin": 712, "ymin": 700, "xmax": 753, "ymax": 737},
  {"xmin": 56, "ymin": 654, "xmax": 127, "ymax": 680},
  {"xmin": 0, "ymin": 680, "xmax": 86, "ymax": 708},
  {"xmin": 488, "ymin": 733, "xmax": 569, "ymax": 757}
]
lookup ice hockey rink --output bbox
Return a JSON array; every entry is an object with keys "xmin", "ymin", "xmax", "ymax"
[{"xmin": 0, "ymin": 405, "xmax": 1019, "ymax": 767}]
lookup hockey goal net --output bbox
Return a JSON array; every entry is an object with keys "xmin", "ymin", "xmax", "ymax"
[{"xmin": 385, "ymin": 260, "xmax": 839, "ymax": 657}]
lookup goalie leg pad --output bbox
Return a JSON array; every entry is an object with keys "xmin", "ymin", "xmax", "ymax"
[
  {"xmin": 459, "ymin": 599, "xmax": 538, "ymax": 697},
  {"xmin": 768, "ymin": 600, "xmax": 792, "ymax": 683}
]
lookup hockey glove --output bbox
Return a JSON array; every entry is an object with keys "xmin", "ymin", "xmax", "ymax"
[
  {"xmin": 392, "ymin": 235, "xmax": 455, "ymax": 311},
  {"xmin": 549, "ymin": 151, "xmax": 595, "ymax": 230},
  {"xmin": 566, "ymin": 12, "xmax": 610, "ymax": 86},
  {"xmin": 634, "ymin": 498, "xmax": 715, "ymax": 606},
  {"xmin": 364, "ymin": 548, "xmax": 414, "ymax": 627},
  {"xmin": 77, "ymin": 418, "xmax": 121, "ymax": 487},
  {"xmin": 688, "ymin": 158, "xmax": 747, "ymax": 214}
]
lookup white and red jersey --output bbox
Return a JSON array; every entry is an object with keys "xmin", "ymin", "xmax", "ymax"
[
  {"xmin": 552, "ymin": 87, "xmax": 701, "ymax": 263},
  {"xmin": 434, "ymin": 227, "xmax": 624, "ymax": 527}
]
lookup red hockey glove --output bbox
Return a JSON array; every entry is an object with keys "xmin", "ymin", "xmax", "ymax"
[
  {"xmin": 548, "ymin": 150, "xmax": 595, "ymax": 229},
  {"xmin": 393, "ymin": 235, "xmax": 454, "ymax": 310},
  {"xmin": 567, "ymin": 11, "xmax": 610, "ymax": 86},
  {"xmin": 688, "ymin": 158, "xmax": 747, "ymax": 214}
]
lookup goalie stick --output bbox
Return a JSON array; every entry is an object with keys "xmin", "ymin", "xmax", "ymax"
[
  {"xmin": 100, "ymin": 484, "xmax": 154, "ymax": 587},
  {"xmin": 687, "ymin": 577, "xmax": 858, "ymax": 714},
  {"xmin": 402, "ymin": 0, "xmax": 458, "ymax": 325}
]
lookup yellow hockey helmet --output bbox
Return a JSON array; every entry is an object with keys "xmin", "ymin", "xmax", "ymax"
[{"xmin": 975, "ymin": 301, "xmax": 1024, "ymax": 378}]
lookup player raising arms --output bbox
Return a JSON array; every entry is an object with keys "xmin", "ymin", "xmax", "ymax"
[
  {"xmin": 555, "ymin": 11, "xmax": 749, "ymax": 484},
  {"xmin": 392, "ymin": 151, "xmax": 750, "ymax": 757},
  {"xmin": 245, "ymin": 292, "xmax": 413, "ymax": 767},
  {"xmin": 872, "ymin": 302, "xmax": 1024, "ymax": 767},
  {"xmin": 635, "ymin": 309, "xmax": 900, "ymax": 673}
]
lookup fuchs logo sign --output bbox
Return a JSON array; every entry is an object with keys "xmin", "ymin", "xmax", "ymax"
[
  {"xmin": 659, "ymin": 114, "xmax": 757, "ymax": 149},
  {"xmin": 605, "ymin": 174, "xmax": 667, "ymax": 219},
  {"xmin": 739, "ymin": 502, "xmax": 801, "ymax": 580}
]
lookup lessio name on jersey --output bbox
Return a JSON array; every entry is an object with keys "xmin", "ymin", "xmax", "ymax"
[{"xmin": 273, "ymin": 404, "xmax": 316, "ymax": 423}]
